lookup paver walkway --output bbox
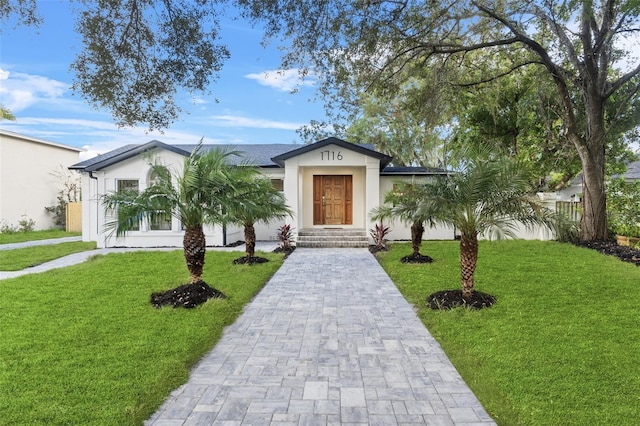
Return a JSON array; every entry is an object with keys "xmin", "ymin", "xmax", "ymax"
[{"xmin": 146, "ymin": 248, "xmax": 495, "ymax": 425}]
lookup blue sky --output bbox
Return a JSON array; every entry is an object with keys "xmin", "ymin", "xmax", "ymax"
[{"xmin": 0, "ymin": 2, "xmax": 327, "ymax": 160}]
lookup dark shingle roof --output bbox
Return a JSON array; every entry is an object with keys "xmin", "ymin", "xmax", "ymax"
[
  {"xmin": 613, "ymin": 156, "xmax": 640, "ymax": 180},
  {"xmin": 70, "ymin": 141, "xmax": 300, "ymax": 171},
  {"xmin": 570, "ymin": 155, "xmax": 640, "ymax": 184},
  {"xmin": 69, "ymin": 138, "xmax": 446, "ymax": 177},
  {"xmin": 69, "ymin": 144, "xmax": 140, "ymax": 170},
  {"xmin": 187, "ymin": 143, "xmax": 299, "ymax": 167}
]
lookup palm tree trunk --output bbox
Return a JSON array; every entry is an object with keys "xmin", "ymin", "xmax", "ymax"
[
  {"xmin": 411, "ymin": 221, "xmax": 424, "ymax": 256},
  {"xmin": 245, "ymin": 222, "xmax": 256, "ymax": 258},
  {"xmin": 459, "ymin": 232, "xmax": 478, "ymax": 298},
  {"xmin": 183, "ymin": 224, "xmax": 206, "ymax": 283}
]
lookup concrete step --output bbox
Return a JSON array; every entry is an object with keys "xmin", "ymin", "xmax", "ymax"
[{"xmin": 297, "ymin": 228, "xmax": 369, "ymax": 248}]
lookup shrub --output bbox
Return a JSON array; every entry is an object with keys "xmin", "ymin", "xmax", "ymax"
[
  {"xmin": 607, "ymin": 178, "xmax": 640, "ymax": 238},
  {"xmin": 0, "ymin": 220, "xmax": 18, "ymax": 234},
  {"xmin": 369, "ymin": 222, "xmax": 391, "ymax": 250},
  {"xmin": 555, "ymin": 214, "xmax": 580, "ymax": 243},
  {"xmin": 276, "ymin": 224, "xmax": 294, "ymax": 251},
  {"xmin": 0, "ymin": 217, "xmax": 35, "ymax": 233},
  {"xmin": 18, "ymin": 216, "xmax": 36, "ymax": 232}
]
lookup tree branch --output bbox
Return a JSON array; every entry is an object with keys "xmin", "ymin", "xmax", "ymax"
[
  {"xmin": 455, "ymin": 60, "xmax": 544, "ymax": 88},
  {"xmin": 607, "ymin": 63, "xmax": 640, "ymax": 98}
]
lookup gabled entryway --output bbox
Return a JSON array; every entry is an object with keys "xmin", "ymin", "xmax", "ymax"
[{"xmin": 271, "ymin": 137, "xmax": 392, "ymax": 244}]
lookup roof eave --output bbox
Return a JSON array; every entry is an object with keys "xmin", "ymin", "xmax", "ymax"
[
  {"xmin": 81, "ymin": 141, "xmax": 191, "ymax": 172},
  {"xmin": 271, "ymin": 137, "xmax": 393, "ymax": 169}
]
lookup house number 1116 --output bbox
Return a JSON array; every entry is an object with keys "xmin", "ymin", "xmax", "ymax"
[{"xmin": 321, "ymin": 150, "xmax": 343, "ymax": 161}]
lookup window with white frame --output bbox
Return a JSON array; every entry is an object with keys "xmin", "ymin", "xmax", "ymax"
[
  {"xmin": 271, "ymin": 179, "xmax": 284, "ymax": 192},
  {"xmin": 116, "ymin": 179, "xmax": 140, "ymax": 231},
  {"xmin": 148, "ymin": 171, "xmax": 172, "ymax": 231}
]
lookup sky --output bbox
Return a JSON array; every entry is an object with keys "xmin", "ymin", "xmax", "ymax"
[{"xmin": 0, "ymin": 1, "xmax": 328, "ymax": 161}]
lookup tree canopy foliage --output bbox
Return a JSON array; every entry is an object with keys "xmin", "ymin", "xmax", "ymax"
[
  {"xmin": 238, "ymin": 0, "xmax": 640, "ymax": 240},
  {"xmin": 3, "ymin": 1, "xmax": 640, "ymax": 240},
  {"xmin": 1, "ymin": 0, "xmax": 229, "ymax": 131},
  {"xmin": 345, "ymin": 62, "xmax": 452, "ymax": 168}
]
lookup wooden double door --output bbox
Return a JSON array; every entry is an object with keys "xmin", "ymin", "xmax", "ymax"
[{"xmin": 313, "ymin": 175, "xmax": 353, "ymax": 225}]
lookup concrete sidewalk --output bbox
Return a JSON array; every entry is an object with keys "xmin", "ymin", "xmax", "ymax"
[
  {"xmin": 146, "ymin": 248, "xmax": 495, "ymax": 425},
  {"xmin": 0, "ymin": 236, "xmax": 82, "ymax": 250},
  {"xmin": 0, "ymin": 241, "xmax": 278, "ymax": 280}
]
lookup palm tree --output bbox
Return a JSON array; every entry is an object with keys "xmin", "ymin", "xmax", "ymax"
[
  {"xmin": 413, "ymin": 148, "xmax": 555, "ymax": 298},
  {"xmin": 103, "ymin": 143, "xmax": 258, "ymax": 283},
  {"xmin": 371, "ymin": 181, "xmax": 435, "ymax": 261},
  {"xmin": 227, "ymin": 177, "xmax": 292, "ymax": 260}
]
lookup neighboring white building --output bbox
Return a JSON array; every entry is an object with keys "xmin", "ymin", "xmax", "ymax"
[
  {"xmin": 0, "ymin": 129, "xmax": 82, "ymax": 231},
  {"xmin": 70, "ymin": 137, "xmax": 553, "ymax": 248}
]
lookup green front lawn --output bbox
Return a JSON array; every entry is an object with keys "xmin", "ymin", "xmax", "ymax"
[
  {"xmin": 0, "ymin": 250, "xmax": 283, "ymax": 425},
  {"xmin": 377, "ymin": 240, "xmax": 640, "ymax": 425},
  {"xmin": 0, "ymin": 230, "xmax": 80, "ymax": 245},
  {"xmin": 0, "ymin": 242, "xmax": 97, "ymax": 270}
]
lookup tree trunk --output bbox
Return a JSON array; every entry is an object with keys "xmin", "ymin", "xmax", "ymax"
[
  {"xmin": 244, "ymin": 222, "xmax": 256, "ymax": 258},
  {"xmin": 183, "ymin": 224, "xmax": 206, "ymax": 283},
  {"xmin": 459, "ymin": 232, "xmax": 479, "ymax": 298},
  {"xmin": 578, "ymin": 143, "xmax": 608, "ymax": 240},
  {"xmin": 574, "ymin": 80, "xmax": 609, "ymax": 241},
  {"xmin": 410, "ymin": 221, "xmax": 424, "ymax": 256}
]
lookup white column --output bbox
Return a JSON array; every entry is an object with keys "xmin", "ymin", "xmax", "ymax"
[
  {"xmin": 365, "ymin": 159, "xmax": 381, "ymax": 239},
  {"xmin": 283, "ymin": 160, "xmax": 300, "ymax": 241}
]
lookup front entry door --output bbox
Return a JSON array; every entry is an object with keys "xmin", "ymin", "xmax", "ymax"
[{"xmin": 313, "ymin": 175, "xmax": 353, "ymax": 225}]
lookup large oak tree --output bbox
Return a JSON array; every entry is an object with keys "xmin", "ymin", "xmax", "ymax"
[{"xmin": 238, "ymin": 0, "xmax": 640, "ymax": 241}]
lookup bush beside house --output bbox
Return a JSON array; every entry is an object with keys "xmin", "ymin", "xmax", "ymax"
[{"xmin": 607, "ymin": 177, "xmax": 640, "ymax": 246}]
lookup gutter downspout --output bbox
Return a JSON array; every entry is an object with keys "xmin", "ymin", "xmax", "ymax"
[{"xmin": 89, "ymin": 171, "xmax": 99, "ymax": 236}]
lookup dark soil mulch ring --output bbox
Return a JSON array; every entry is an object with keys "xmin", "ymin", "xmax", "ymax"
[
  {"xmin": 427, "ymin": 289, "xmax": 497, "ymax": 310},
  {"xmin": 573, "ymin": 239, "xmax": 640, "ymax": 266},
  {"xmin": 150, "ymin": 280, "xmax": 226, "ymax": 309},
  {"xmin": 232, "ymin": 256, "xmax": 270, "ymax": 265},
  {"xmin": 224, "ymin": 240, "xmax": 244, "ymax": 247},
  {"xmin": 273, "ymin": 246, "xmax": 296, "ymax": 258},
  {"xmin": 400, "ymin": 253, "xmax": 434, "ymax": 264},
  {"xmin": 369, "ymin": 245, "xmax": 389, "ymax": 254}
]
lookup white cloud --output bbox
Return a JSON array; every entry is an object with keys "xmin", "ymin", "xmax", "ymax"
[
  {"xmin": 245, "ymin": 69, "xmax": 316, "ymax": 92},
  {"xmin": 0, "ymin": 70, "xmax": 69, "ymax": 111},
  {"xmin": 0, "ymin": 115, "xmax": 211, "ymax": 160},
  {"xmin": 211, "ymin": 114, "xmax": 304, "ymax": 130},
  {"xmin": 191, "ymin": 96, "xmax": 209, "ymax": 105}
]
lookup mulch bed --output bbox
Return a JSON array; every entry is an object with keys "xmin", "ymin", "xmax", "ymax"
[
  {"xmin": 232, "ymin": 256, "xmax": 269, "ymax": 265},
  {"xmin": 150, "ymin": 280, "xmax": 226, "ymax": 309},
  {"xmin": 400, "ymin": 253, "xmax": 434, "ymax": 264},
  {"xmin": 273, "ymin": 246, "xmax": 296, "ymax": 259},
  {"xmin": 427, "ymin": 239, "xmax": 640, "ymax": 311},
  {"xmin": 427, "ymin": 289, "xmax": 497, "ymax": 310},
  {"xmin": 573, "ymin": 239, "xmax": 640, "ymax": 266},
  {"xmin": 369, "ymin": 245, "xmax": 389, "ymax": 254}
]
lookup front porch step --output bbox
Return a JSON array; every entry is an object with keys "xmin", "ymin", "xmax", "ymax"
[{"xmin": 297, "ymin": 228, "xmax": 369, "ymax": 248}]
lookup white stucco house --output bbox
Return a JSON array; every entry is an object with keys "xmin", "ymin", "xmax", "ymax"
[
  {"xmin": 70, "ymin": 137, "xmax": 555, "ymax": 248},
  {"xmin": 0, "ymin": 129, "xmax": 82, "ymax": 231}
]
